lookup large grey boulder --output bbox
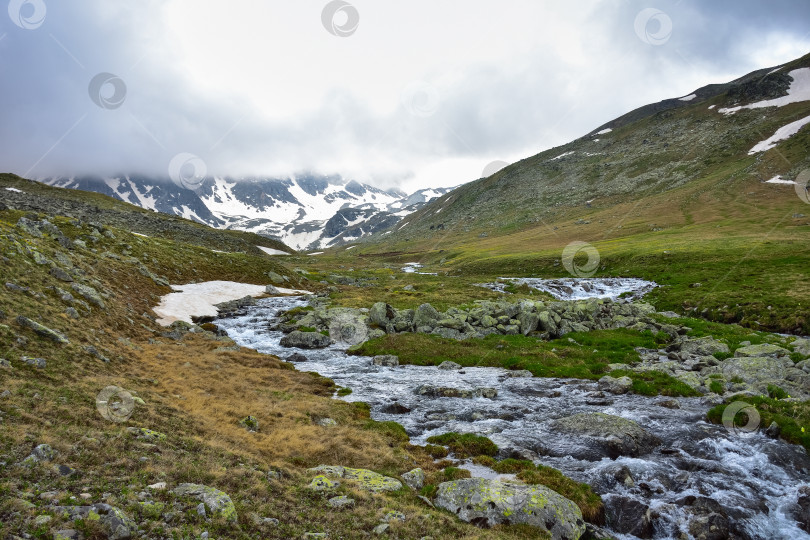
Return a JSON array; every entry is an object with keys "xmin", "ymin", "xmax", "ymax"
[
  {"xmin": 413, "ymin": 303, "xmax": 440, "ymax": 330},
  {"xmin": 279, "ymin": 331, "xmax": 330, "ymax": 349},
  {"xmin": 734, "ymin": 343, "xmax": 791, "ymax": 358},
  {"xmin": 434, "ymin": 478, "xmax": 585, "ymax": 539},
  {"xmin": 673, "ymin": 337, "xmax": 729, "ymax": 357},
  {"xmin": 551, "ymin": 412, "xmax": 661, "ymax": 459},
  {"xmin": 328, "ymin": 310, "xmax": 368, "ymax": 346},
  {"xmin": 369, "ymin": 302, "xmax": 396, "ymax": 327},
  {"xmin": 793, "ymin": 339, "xmax": 810, "ymax": 358}
]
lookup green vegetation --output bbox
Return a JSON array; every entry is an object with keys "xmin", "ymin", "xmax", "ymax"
[
  {"xmin": 352, "ymin": 329, "xmax": 696, "ymax": 396},
  {"xmin": 425, "ymin": 433, "xmax": 498, "ymax": 458},
  {"xmin": 517, "ymin": 465, "xmax": 603, "ymax": 523},
  {"xmin": 707, "ymin": 397, "xmax": 810, "ymax": 451}
]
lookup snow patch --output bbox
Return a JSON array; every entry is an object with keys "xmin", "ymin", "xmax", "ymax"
[
  {"xmin": 719, "ymin": 68, "xmax": 810, "ymax": 114},
  {"xmin": 679, "ymin": 94, "xmax": 697, "ymax": 101},
  {"xmin": 4, "ymin": 187, "xmax": 23, "ymax": 193},
  {"xmin": 132, "ymin": 232, "xmax": 149, "ymax": 238},
  {"xmin": 708, "ymin": 105, "xmax": 716, "ymax": 110},
  {"xmin": 256, "ymin": 246, "xmax": 290, "ymax": 256},
  {"xmin": 748, "ymin": 114, "xmax": 810, "ymax": 154},
  {"xmin": 153, "ymin": 280, "xmax": 311, "ymax": 325},
  {"xmin": 154, "ymin": 281, "xmax": 268, "ymax": 325},
  {"xmin": 550, "ymin": 151, "xmax": 575, "ymax": 161},
  {"xmin": 345, "ymin": 245, "xmax": 356, "ymax": 250},
  {"xmin": 308, "ymin": 251, "xmax": 324, "ymax": 255},
  {"xmin": 596, "ymin": 128, "xmax": 612, "ymax": 135},
  {"xmin": 765, "ymin": 176, "xmax": 795, "ymax": 185}
]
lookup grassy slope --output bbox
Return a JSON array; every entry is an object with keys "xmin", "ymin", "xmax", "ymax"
[{"xmin": 0, "ymin": 206, "xmax": 541, "ymax": 539}]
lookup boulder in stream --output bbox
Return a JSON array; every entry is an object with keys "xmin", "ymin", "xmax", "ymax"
[
  {"xmin": 551, "ymin": 412, "xmax": 661, "ymax": 459},
  {"xmin": 279, "ymin": 331, "xmax": 330, "ymax": 349}
]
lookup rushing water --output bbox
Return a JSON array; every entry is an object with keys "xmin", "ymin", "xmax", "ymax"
[
  {"xmin": 477, "ymin": 277, "xmax": 658, "ymax": 301},
  {"xmin": 216, "ymin": 296, "xmax": 810, "ymax": 540}
]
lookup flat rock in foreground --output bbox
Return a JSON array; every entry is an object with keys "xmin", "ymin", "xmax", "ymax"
[{"xmin": 434, "ymin": 478, "xmax": 585, "ymax": 540}]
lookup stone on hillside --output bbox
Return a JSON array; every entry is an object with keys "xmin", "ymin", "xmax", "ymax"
[
  {"xmin": 173, "ymin": 483, "xmax": 237, "ymax": 521},
  {"xmin": 265, "ymin": 284, "xmax": 281, "ymax": 294},
  {"xmin": 266, "ymin": 271, "xmax": 285, "ymax": 284},
  {"xmin": 309, "ymin": 465, "xmax": 402, "ymax": 492},
  {"xmin": 31, "ymin": 250, "xmax": 50, "ymax": 265},
  {"xmin": 369, "ymin": 302, "xmax": 396, "ymax": 326},
  {"xmin": 16, "ymin": 316, "xmax": 68, "ymax": 344},
  {"xmin": 316, "ymin": 418, "xmax": 337, "ymax": 427},
  {"xmin": 309, "ymin": 475, "xmax": 341, "ymax": 491},
  {"xmin": 127, "ymin": 427, "xmax": 167, "ymax": 442},
  {"xmin": 23, "ymin": 443, "xmax": 57, "ymax": 465},
  {"xmin": 15, "ymin": 217, "xmax": 43, "ymax": 238},
  {"xmin": 551, "ymin": 412, "xmax": 661, "ymax": 458},
  {"xmin": 537, "ymin": 311, "xmax": 558, "ymax": 335},
  {"xmin": 373, "ymin": 355, "xmax": 399, "ymax": 367},
  {"xmin": 280, "ymin": 331, "xmax": 330, "ymax": 349},
  {"xmin": 401, "ymin": 468, "xmax": 425, "ymax": 490},
  {"xmin": 413, "ymin": 303, "xmax": 440, "ymax": 330},
  {"xmin": 437, "ymin": 360, "xmax": 461, "ymax": 370},
  {"xmin": 734, "ymin": 343, "xmax": 791, "ymax": 358},
  {"xmin": 672, "ymin": 337, "xmax": 728, "ymax": 357},
  {"xmin": 51, "ymin": 504, "xmax": 135, "ymax": 540},
  {"xmin": 21, "ymin": 356, "xmax": 47, "ymax": 368},
  {"xmin": 65, "ymin": 307, "xmax": 79, "ymax": 319},
  {"xmin": 599, "ymin": 375, "xmax": 633, "ymax": 395},
  {"xmin": 328, "ymin": 495, "xmax": 355, "ymax": 508},
  {"xmin": 71, "ymin": 283, "xmax": 106, "ymax": 308},
  {"xmin": 434, "ymin": 478, "xmax": 585, "ymax": 539}
]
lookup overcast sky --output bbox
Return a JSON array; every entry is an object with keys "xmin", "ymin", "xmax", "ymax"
[{"xmin": 1, "ymin": 0, "xmax": 808, "ymax": 192}]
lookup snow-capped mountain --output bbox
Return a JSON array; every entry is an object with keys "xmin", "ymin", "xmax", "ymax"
[{"xmin": 41, "ymin": 174, "xmax": 454, "ymax": 250}]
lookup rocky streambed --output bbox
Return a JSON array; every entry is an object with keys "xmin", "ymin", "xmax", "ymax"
[{"xmin": 216, "ymin": 295, "xmax": 810, "ymax": 539}]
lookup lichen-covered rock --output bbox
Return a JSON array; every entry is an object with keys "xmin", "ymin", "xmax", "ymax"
[
  {"xmin": 309, "ymin": 465, "xmax": 403, "ymax": 492},
  {"xmin": 434, "ymin": 478, "xmax": 585, "ymax": 539},
  {"xmin": 16, "ymin": 316, "xmax": 68, "ymax": 344},
  {"xmin": 401, "ymin": 468, "xmax": 425, "ymax": 490},
  {"xmin": 71, "ymin": 283, "xmax": 106, "ymax": 308},
  {"xmin": 127, "ymin": 427, "xmax": 167, "ymax": 442},
  {"xmin": 734, "ymin": 343, "xmax": 791, "ymax": 358},
  {"xmin": 172, "ymin": 483, "xmax": 238, "ymax": 521},
  {"xmin": 309, "ymin": 475, "xmax": 341, "ymax": 491},
  {"xmin": 280, "ymin": 330, "xmax": 330, "ymax": 349},
  {"xmin": 551, "ymin": 412, "xmax": 661, "ymax": 459},
  {"xmin": 328, "ymin": 310, "xmax": 368, "ymax": 346}
]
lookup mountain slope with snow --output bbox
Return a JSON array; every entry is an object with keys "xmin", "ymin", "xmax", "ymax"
[{"xmin": 42, "ymin": 174, "xmax": 454, "ymax": 250}]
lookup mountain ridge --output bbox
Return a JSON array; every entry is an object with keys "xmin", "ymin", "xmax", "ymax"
[{"xmin": 40, "ymin": 174, "xmax": 454, "ymax": 251}]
